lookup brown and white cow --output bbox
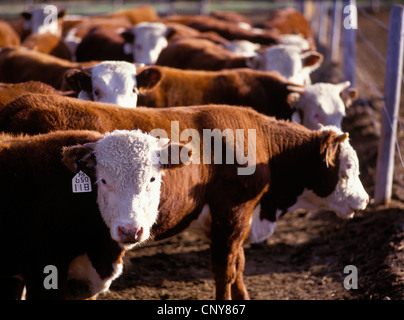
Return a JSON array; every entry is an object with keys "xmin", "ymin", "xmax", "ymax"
[
  {"xmin": 138, "ymin": 66, "xmax": 357, "ymax": 129},
  {"xmin": 0, "ymin": 95, "xmax": 369, "ymax": 299},
  {"xmin": 75, "ymin": 21, "xmax": 228, "ymax": 64},
  {"xmin": 0, "ymin": 47, "xmax": 161, "ymax": 108},
  {"xmin": 0, "ymin": 128, "xmax": 182, "ymax": 300}
]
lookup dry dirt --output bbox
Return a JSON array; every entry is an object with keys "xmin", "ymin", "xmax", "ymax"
[{"xmin": 100, "ymin": 7, "xmax": 404, "ymax": 300}]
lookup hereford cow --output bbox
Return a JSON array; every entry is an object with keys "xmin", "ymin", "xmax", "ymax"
[
  {"xmin": 156, "ymin": 37, "xmax": 322, "ymax": 83},
  {"xmin": 76, "ymin": 22, "xmax": 171, "ymax": 65},
  {"xmin": 0, "ymin": 96, "xmax": 369, "ymax": 299},
  {"xmin": 0, "ymin": 129, "xmax": 182, "ymax": 299},
  {"xmin": 138, "ymin": 66, "xmax": 357, "ymax": 129},
  {"xmin": 64, "ymin": 61, "xmax": 162, "ymax": 107}
]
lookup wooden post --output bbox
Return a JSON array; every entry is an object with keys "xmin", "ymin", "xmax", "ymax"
[
  {"xmin": 317, "ymin": 1, "xmax": 329, "ymax": 47},
  {"xmin": 342, "ymin": 0, "xmax": 357, "ymax": 88},
  {"xmin": 329, "ymin": 0, "xmax": 343, "ymax": 63},
  {"xmin": 374, "ymin": 5, "xmax": 404, "ymax": 204},
  {"xmin": 199, "ymin": 0, "xmax": 209, "ymax": 15}
]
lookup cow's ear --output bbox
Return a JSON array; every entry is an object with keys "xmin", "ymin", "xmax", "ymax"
[
  {"xmin": 64, "ymin": 68, "xmax": 92, "ymax": 94},
  {"xmin": 286, "ymin": 85, "xmax": 305, "ymax": 107},
  {"xmin": 159, "ymin": 143, "xmax": 192, "ymax": 170},
  {"xmin": 165, "ymin": 27, "xmax": 176, "ymax": 40},
  {"xmin": 301, "ymin": 51, "xmax": 323, "ymax": 70},
  {"xmin": 21, "ymin": 12, "xmax": 32, "ymax": 20},
  {"xmin": 136, "ymin": 67, "xmax": 162, "ymax": 91},
  {"xmin": 121, "ymin": 29, "xmax": 135, "ymax": 43},
  {"xmin": 320, "ymin": 131, "xmax": 349, "ymax": 168},
  {"xmin": 61, "ymin": 143, "xmax": 97, "ymax": 173},
  {"xmin": 339, "ymin": 81, "xmax": 358, "ymax": 108},
  {"xmin": 58, "ymin": 9, "xmax": 67, "ymax": 19}
]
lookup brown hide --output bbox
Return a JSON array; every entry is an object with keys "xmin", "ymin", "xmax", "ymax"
[{"xmin": 0, "ymin": 130, "xmax": 125, "ymax": 300}]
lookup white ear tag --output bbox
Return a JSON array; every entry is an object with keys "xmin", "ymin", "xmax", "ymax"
[{"xmin": 72, "ymin": 171, "xmax": 92, "ymax": 193}]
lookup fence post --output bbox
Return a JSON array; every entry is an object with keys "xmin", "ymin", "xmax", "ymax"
[
  {"xmin": 342, "ymin": 0, "xmax": 357, "ymax": 88},
  {"xmin": 328, "ymin": 0, "xmax": 343, "ymax": 63},
  {"xmin": 317, "ymin": 1, "xmax": 329, "ymax": 47},
  {"xmin": 374, "ymin": 5, "xmax": 404, "ymax": 204}
]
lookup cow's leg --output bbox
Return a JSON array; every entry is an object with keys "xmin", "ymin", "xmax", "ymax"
[
  {"xmin": 231, "ymin": 247, "xmax": 249, "ymax": 300},
  {"xmin": 210, "ymin": 204, "xmax": 252, "ymax": 300}
]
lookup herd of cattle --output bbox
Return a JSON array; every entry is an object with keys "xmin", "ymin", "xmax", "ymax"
[{"xmin": 0, "ymin": 4, "xmax": 369, "ymax": 300}]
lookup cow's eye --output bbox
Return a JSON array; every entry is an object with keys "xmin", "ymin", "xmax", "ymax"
[
  {"xmin": 346, "ymin": 163, "xmax": 352, "ymax": 170},
  {"xmin": 150, "ymin": 177, "xmax": 156, "ymax": 183},
  {"xmin": 94, "ymin": 89, "xmax": 100, "ymax": 96},
  {"xmin": 133, "ymin": 87, "xmax": 139, "ymax": 94},
  {"xmin": 101, "ymin": 178, "xmax": 107, "ymax": 184}
]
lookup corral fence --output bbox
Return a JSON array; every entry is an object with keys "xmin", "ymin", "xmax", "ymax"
[{"xmin": 0, "ymin": 0, "xmax": 403, "ymax": 204}]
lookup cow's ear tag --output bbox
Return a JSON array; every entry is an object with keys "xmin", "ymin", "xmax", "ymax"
[{"xmin": 72, "ymin": 170, "xmax": 92, "ymax": 193}]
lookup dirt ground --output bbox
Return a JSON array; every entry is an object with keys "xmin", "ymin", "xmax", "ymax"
[{"xmin": 100, "ymin": 7, "xmax": 404, "ymax": 300}]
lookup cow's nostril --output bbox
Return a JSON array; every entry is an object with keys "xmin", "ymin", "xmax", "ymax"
[
  {"xmin": 135, "ymin": 227, "xmax": 143, "ymax": 241},
  {"xmin": 118, "ymin": 225, "xmax": 143, "ymax": 243}
]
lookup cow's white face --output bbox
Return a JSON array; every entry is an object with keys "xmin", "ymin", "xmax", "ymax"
[
  {"xmin": 323, "ymin": 131, "xmax": 369, "ymax": 217},
  {"xmin": 289, "ymin": 81, "xmax": 357, "ymax": 130},
  {"xmin": 247, "ymin": 45, "xmax": 322, "ymax": 85},
  {"xmin": 23, "ymin": 6, "xmax": 63, "ymax": 36},
  {"xmin": 91, "ymin": 130, "xmax": 169, "ymax": 250},
  {"xmin": 67, "ymin": 62, "xmax": 162, "ymax": 108},
  {"xmin": 125, "ymin": 22, "xmax": 169, "ymax": 65},
  {"xmin": 79, "ymin": 61, "xmax": 138, "ymax": 108}
]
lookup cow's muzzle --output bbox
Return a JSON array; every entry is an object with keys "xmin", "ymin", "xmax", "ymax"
[{"xmin": 117, "ymin": 225, "xmax": 144, "ymax": 243}]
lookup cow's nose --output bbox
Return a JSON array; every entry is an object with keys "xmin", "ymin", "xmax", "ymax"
[{"xmin": 117, "ymin": 225, "xmax": 143, "ymax": 243}]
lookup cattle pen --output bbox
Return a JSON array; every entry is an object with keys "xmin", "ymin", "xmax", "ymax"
[{"xmin": 0, "ymin": 0, "xmax": 403, "ymax": 302}]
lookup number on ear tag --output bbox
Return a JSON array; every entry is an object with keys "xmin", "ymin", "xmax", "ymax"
[{"xmin": 72, "ymin": 170, "xmax": 92, "ymax": 193}]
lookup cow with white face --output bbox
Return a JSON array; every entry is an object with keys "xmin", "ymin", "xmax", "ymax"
[
  {"xmin": 65, "ymin": 61, "xmax": 162, "ymax": 108},
  {"xmin": 288, "ymin": 81, "xmax": 359, "ymax": 130},
  {"xmin": 247, "ymin": 44, "xmax": 323, "ymax": 85},
  {"xmin": 62, "ymin": 129, "xmax": 188, "ymax": 250},
  {"xmin": 22, "ymin": 5, "xmax": 66, "ymax": 36},
  {"xmin": 122, "ymin": 22, "xmax": 173, "ymax": 65},
  {"xmin": 248, "ymin": 126, "xmax": 369, "ymax": 244}
]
